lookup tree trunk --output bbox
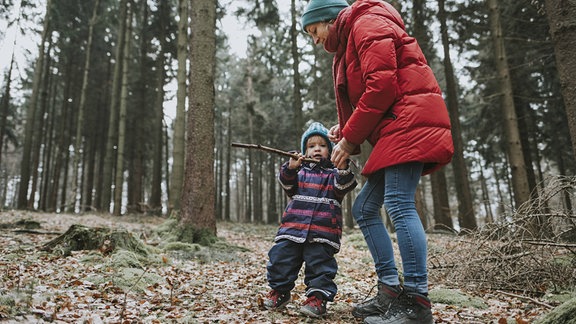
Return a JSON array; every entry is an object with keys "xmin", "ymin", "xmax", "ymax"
[
  {"xmin": 431, "ymin": 170, "xmax": 453, "ymax": 230},
  {"xmin": 72, "ymin": 0, "xmax": 100, "ymax": 212},
  {"xmin": 17, "ymin": 0, "xmax": 52, "ymax": 209},
  {"xmin": 148, "ymin": 0, "xmax": 167, "ymax": 212},
  {"xmin": 487, "ymin": 0, "xmax": 531, "ymax": 208},
  {"xmin": 267, "ymin": 155, "xmax": 277, "ymax": 224},
  {"xmin": 438, "ymin": 0, "xmax": 475, "ymax": 230},
  {"xmin": 127, "ymin": 2, "xmax": 149, "ymax": 215},
  {"xmin": 179, "ymin": 0, "xmax": 217, "ymax": 236},
  {"xmin": 224, "ymin": 101, "xmax": 232, "ymax": 221},
  {"xmin": 101, "ymin": 0, "xmax": 128, "ymax": 212},
  {"xmin": 28, "ymin": 44, "xmax": 53, "ymax": 210},
  {"xmin": 168, "ymin": 0, "xmax": 188, "ymax": 213},
  {"xmin": 290, "ymin": 0, "xmax": 303, "ymax": 135},
  {"xmin": 113, "ymin": 4, "xmax": 133, "ymax": 216},
  {"xmin": 0, "ymin": 51, "xmax": 15, "ymax": 166},
  {"xmin": 544, "ymin": 0, "xmax": 576, "ymax": 161}
]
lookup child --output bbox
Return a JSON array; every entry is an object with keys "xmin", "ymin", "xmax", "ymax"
[{"xmin": 263, "ymin": 122, "xmax": 357, "ymax": 318}]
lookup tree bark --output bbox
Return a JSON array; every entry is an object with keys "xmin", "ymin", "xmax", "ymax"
[
  {"xmin": 179, "ymin": 0, "xmax": 217, "ymax": 236},
  {"xmin": 544, "ymin": 0, "xmax": 576, "ymax": 161},
  {"xmin": 0, "ymin": 49, "xmax": 15, "ymax": 166},
  {"xmin": 101, "ymin": 0, "xmax": 128, "ymax": 212},
  {"xmin": 113, "ymin": 4, "xmax": 133, "ymax": 216},
  {"xmin": 487, "ymin": 0, "xmax": 531, "ymax": 208},
  {"xmin": 290, "ymin": 0, "xmax": 303, "ymax": 136},
  {"xmin": 17, "ymin": 0, "xmax": 52, "ymax": 209},
  {"xmin": 438, "ymin": 0, "xmax": 476, "ymax": 230},
  {"xmin": 148, "ymin": 0, "xmax": 167, "ymax": 212},
  {"xmin": 72, "ymin": 0, "xmax": 100, "ymax": 212},
  {"xmin": 168, "ymin": 0, "xmax": 188, "ymax": 213}
]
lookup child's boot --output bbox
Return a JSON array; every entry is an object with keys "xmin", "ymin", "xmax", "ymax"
[
  {"xmin": 299, "ymin": 293, "xmax": 327, "ymax": 318},
  {"xmin": 263, "ymin": 290, "xmax": 291, "ymax": 309}
]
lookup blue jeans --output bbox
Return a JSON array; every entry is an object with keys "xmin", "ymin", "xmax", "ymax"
[{"xmin": 352, "ymin": 162, "xmax": 428, "ymax": 294}]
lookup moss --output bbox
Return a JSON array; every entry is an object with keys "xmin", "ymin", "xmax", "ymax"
[
  {"xmin": 0, "ymin": 295, "xmax": 16, "ymax": 307},
  {"xmin": 544, "ymin": 292, "xmax": 576, "ymax": 304},
  {"xmin": 111, "ymin": 268, "xmax": 163, "ymax": 293},
  {"xmin": 41, "ymin": 224, "xmax": 151, "ymax": 257},
  {"xmin": 163, "ymin": 241, "xmax": 202, "ymax": 253},
  {"xmin": 534, "ymin": 297, "xmax": 576, "ymax": 324},
  {"xmin": 429, "ymin": 288, "xmax": 488, "ymax": 309},
  {"xmin": 79, "ymin": 251, "xmax": 106, "ymax": 264},
  {"xmin": 155, "ymin": 216, "xmax": 218, "ymax": 246},
  {"xmin": 110, "ymin": 250, "xmax": 146, "ymax": 269}
]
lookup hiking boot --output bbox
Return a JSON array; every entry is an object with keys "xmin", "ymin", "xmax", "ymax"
[
  {"xmin": 263, "ymin": 290, "xmax": 291, "ymax": 309},
  {"xmin": 352, "ymin": 282, "xmax": 403, "ymax": 318},
  {"xmin": 299, "ymin": 294, "xmax": 327, "ymax": 318},
  {"xmin": 363, "ymin": 291, "xmax": 433, "ymax": 324}
]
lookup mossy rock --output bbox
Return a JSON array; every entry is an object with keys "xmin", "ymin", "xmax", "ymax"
[
  {"xmin": 429, "ymin": 288, "xmax": 488, "ymax": 309},
  {"xmin": 534, "ymin": 297, "xmax": 576, "ymax": 324},
  {"xmin": 40, "ymin": 224, "xmax": 149, "ymax": 257}
]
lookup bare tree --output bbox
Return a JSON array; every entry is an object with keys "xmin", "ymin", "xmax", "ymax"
[
  {"xmin": 543, "ymin": 0, "xmax": 576, "ymax": 160},
  {"xmin": 438, "ymin": 0, "xmax": 476, "ymax": 230},
  {"xmin": 168, "ymin": 0, "xmax": 188, "ymax": 213},
  {"xmin": 487, "ymin": 0, "xmax": 531, "ymax": 208},
  {"xmin": 179, "ymin": 0, "xmax": 217, "ymax": 236},
  {"xmin": 17, "ymin": 0, "xmax": 52, "ymax": 209}
]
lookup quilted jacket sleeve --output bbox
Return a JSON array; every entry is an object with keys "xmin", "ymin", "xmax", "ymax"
[{"xmin": 278, "ymin": 161, "xmax": 298, "ymax": 197}]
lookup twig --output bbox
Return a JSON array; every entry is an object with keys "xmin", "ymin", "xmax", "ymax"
[
  {"xmin": 496, "ymin": 290, "xmax": 554, "ymax": 309},
  {"xmin": 120, "ymin": 267, "xmax": 149, "ymax": 321},
  {"xmin": 522, "ymin": 240, "xmax": 576, "ymax": 248},
  {"xmin": 231, "ymin": 143, "xmax": 320, "ymax": 163},
  {"xmin": 13, "ymin": 229, "xmax": 62, "ymax": 235}
]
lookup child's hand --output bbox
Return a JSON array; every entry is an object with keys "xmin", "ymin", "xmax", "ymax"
[{"xmin": 288, "ymin": 153, "xmax": 304, "ymax": 169}]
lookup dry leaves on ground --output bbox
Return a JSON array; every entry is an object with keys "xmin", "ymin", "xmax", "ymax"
[{"xmin": 0, "ymin": 211, "xmax": 561, "ymax": 323}]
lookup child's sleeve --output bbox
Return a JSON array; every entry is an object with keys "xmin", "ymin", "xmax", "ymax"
[
  {"xmin": 278, "ymin": 161, "xmax": 298, "ymax": 197},
  {"xmin": 334, "ymin": 165, "xmax": 357, "ymax": 200}
]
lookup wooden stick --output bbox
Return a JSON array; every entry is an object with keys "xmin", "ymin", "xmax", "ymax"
[
  {"xmin": 231, "ymin": 143, "xmax": 320, "ymax": 163},
  {"xmin": 496, "ymin": 290, "xmax": 554, "ymax": 309}
]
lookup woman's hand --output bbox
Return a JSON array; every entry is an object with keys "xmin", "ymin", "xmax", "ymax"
[
  {"xmin": 331, "ymin": 139, "xmax": 352, "ymax": 169},
  {"xmin": 328, "ymin": 124, "xmax": 341, "ymax": 143}
]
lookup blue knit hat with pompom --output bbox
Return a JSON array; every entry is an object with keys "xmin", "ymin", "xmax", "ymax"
[
  {"xmin": 301, "ymin": 0, "xmax": 349, "ymax": 31},
  {"xmin": 301, "ymin": 122, "xmax": 333, "ymax": 155}
]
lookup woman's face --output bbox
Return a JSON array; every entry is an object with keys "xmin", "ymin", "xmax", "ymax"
[{"xmin": 305, "ymin": 22, "xmax": 330, "ymax": 45}]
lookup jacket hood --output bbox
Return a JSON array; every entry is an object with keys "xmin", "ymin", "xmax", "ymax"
[{"xmin": 348, "ymin": 0, "xmax": 405, "ymax": 30}]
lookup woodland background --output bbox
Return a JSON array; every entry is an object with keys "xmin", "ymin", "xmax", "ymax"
[
  {"xmin": 1, "ymin": 0, "xmax": 576, "ymax": 322},
  {"xmin": 0, "ymin": 0, "xmax": 575, "ymax": 232}
]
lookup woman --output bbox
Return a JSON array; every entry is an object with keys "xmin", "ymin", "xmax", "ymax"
[{"xmin": 301, "ymin": 1, "xmax": 454, "ymax": 323}]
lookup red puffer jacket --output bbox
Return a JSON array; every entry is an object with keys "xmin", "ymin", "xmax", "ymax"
[{"xmin": 326, "ymin": 0, "xmax": 454, "ymax": 176}]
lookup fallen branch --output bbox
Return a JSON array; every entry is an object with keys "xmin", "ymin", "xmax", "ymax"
[
  {"xmin": 496, "ymin": 290, "xmax": 554, "ymax": 309},
  {"xmin": 231, "ymin": 143, "xmax": 320, "ymax": 163}
]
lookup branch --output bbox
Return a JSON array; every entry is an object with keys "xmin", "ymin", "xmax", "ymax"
[
  {"xmin": 496, "ymin": 290, "xmax": 554, "ymax": 309},
  {"xmin": 231, "ymin": 143, "xmax": 320, "ymax": 163}
]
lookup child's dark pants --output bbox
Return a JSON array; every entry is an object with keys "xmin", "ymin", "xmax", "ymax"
[{"xmin": 266, "ymin": 239, "xmax": 338, "ymax": 301}]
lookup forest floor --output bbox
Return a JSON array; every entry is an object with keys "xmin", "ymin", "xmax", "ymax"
[{"xmin": 0, "ymin": 211, "xmax": 571, "ymax": 323}]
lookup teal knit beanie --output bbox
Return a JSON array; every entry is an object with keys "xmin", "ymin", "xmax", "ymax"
[
  {"xmin": 301, "ymin": 122, "xmax": 333, "ymax": 155},
  {"xmin": 301, "ymin": 0, "xmax": 349, "ymax": 31}
]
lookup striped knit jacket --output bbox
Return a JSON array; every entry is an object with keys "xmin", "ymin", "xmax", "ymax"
[{"xmin": 275, "ymin": 160, "xmax": 357, "ymax": 252}]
